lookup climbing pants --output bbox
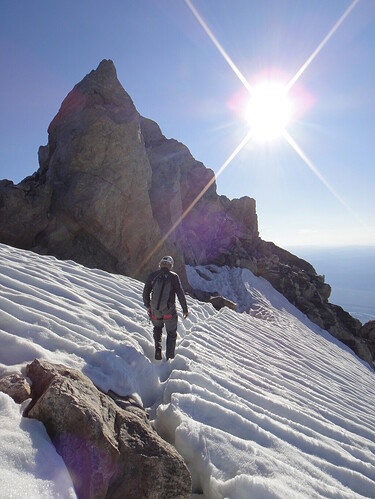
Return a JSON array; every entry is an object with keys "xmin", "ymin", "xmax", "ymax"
[{"xmin": 151, "ymin": 314, "xmax": 178, "ymax": 359}]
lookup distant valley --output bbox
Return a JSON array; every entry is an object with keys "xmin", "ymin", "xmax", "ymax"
[{"xmin": 288, "ymin": 246, "xmax": 375, "ymax": 324}]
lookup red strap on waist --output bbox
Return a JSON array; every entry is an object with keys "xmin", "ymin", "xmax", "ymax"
[{"xmin": 150, "ymin": 312, "xmax": 173, "ymax": 320}]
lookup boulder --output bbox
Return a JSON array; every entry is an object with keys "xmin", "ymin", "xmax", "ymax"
[
  {"xmin": 0, "ymin": 373, "xmax": 31, "ymax": 403},
  {"xmin": 24, "ymin": 359, "xmax": 191, "ymax": 499},
  {"xmin": 210, "ymin": 296, "xmax": 237, "ymax": 311}
]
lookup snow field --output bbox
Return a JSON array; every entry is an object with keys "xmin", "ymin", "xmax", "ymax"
[
  {"xmin": 0, "ymin": 244, "xmax": 375, "ymax": 498},
  {"xmin": 0, "ymin": 392, "xmax": 76, "ymax": 498}
]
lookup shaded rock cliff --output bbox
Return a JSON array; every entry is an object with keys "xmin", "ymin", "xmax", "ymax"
[
  {"xmin": 0, "ymin": 59, "xmax": 372, "ymax": 367},
  {"xmin": 141, "ymin": 115, "xmax": 259, "ymax": 267}
]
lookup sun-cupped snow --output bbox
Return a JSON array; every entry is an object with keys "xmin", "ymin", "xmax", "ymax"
[{"xmin": 0, "ymin": 243, "xmax": 374, "ymax": 499}]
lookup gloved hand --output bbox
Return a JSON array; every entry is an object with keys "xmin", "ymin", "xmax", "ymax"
[{"xmin": 183, "ymin": 311, "xmax": 189, "ymax": 319}]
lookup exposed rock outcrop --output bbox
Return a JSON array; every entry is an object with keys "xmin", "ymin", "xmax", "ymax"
[
  {"xmin": 0, "ymin": 59, "xmax": 373, "ymax": 366},
  {"xmin": 23, "ymin": 359, "xmax": 191, "ymax": 499}
]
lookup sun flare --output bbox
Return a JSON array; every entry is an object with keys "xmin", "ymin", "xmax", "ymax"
[{"xmin": 245, "ymin": 82, "xmax": 292, "ymax": 141}]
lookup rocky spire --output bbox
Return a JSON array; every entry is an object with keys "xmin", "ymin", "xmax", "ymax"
[{"xmin": 1, "ymin": 60, "xmax": 176, "ymax": 280}]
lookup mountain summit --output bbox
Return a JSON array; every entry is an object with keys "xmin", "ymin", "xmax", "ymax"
[{"xmin": 0, "ymin": 60, "xmax": 373, "ymax": 366}]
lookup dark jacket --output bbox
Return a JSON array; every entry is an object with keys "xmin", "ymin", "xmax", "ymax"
[{"xmin": 143, "ymin": 268, "xmax": 188, "ymax": 314}]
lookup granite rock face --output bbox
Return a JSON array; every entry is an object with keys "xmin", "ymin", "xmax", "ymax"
[
  {"xmin": 0, "ymin": 59, "xmax": 373, "ymax": 366},
  {"xmin": 24, "ymin": 359, "xmax": 192, "ymax": 499}
]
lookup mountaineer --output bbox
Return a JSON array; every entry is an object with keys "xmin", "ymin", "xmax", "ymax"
[{"xmin": 143, "ymin": 256, "xmax": 188, "ymax": 360}]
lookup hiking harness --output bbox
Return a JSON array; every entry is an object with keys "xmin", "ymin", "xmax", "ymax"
[{"xmin": 148, "ymin": 308, "xmax": 173, "ymax": 321}]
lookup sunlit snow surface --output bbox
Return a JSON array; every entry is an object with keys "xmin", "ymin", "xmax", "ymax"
[{"xmin": 0, "ymin": 243, "xmax": 374, "ymax": 499}]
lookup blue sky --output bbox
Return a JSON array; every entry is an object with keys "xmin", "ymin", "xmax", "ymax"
[{"xmin": 1, "ymin": 0, "xmax": 375, "ymax": 249}]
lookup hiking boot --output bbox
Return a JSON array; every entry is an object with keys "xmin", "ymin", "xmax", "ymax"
[{"xmin": 155, "ymin": 347, "xmax": 162, "ymax": 360}]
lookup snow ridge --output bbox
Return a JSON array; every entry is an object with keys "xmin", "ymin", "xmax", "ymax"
[{"xmin": 1, "ymin": 244, "xmax": 375, "ymax": 498}]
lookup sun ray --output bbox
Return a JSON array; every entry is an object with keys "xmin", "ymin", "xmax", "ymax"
[
  {"xmin": 136, "ymin": 129, "xmax": 253, "ymax": 274},
  {"xmin": 184, "ymin": 0, "xmax": 253, "ymax": 94},
  {"xmin": 283, "ymin": 130, "xmax": 368, "ymax": 227},
  {"xmin": 286, "ymin": 0, "xmax": 360, "ymax": 91}
]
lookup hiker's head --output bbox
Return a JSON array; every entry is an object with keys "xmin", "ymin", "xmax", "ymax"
[{"xmin": 159, "ymin": 255, "xmax": 174, "ymax": 270}]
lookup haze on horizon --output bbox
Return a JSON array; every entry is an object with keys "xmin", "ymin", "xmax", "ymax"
[{"xmin": 0, "ymin": 0, "xmax": 375, "ymax": 249}]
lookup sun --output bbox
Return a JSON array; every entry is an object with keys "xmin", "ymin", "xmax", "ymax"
[{"xmin": 244, "ymin": 82, "xmax": 292, "ymax": 142}]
